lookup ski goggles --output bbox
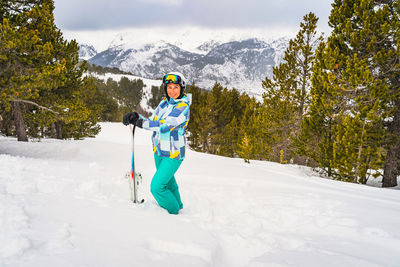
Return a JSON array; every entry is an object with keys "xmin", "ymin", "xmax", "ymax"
[{"xmin": 163, "ymin": 74, "xmax": 181, "ymax": 85}]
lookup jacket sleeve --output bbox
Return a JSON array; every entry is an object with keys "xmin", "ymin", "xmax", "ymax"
[
  {"xmin": 138, "ymin": 102, "xmax": 190, "ymax": 133},
  {"xmin": 148, "ymin": 102, "xmax": 161, "ymax": 121},
  {"xmin": 135, "ymin": 100, "xmax": 163, "ymax": 128}
]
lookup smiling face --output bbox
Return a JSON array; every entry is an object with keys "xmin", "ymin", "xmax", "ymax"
[{"xmin": 166, "ymin": 83, "xmax": 181, "ymax": 99}]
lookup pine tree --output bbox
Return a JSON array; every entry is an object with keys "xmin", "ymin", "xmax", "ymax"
[
  {"xmin": 300, "ymin": 0, "xmax": 399, "ymax": 184},
  {"xmin": 220, "ymin": 116, "xmax": 240, "ymax": 157},
  {"xmin": 375, "ymin": 1, "xmax": 400, "ymax": 187},
  {"xmin": 207, "ymin": 83, "xmax": 224, "ymax": 154},
  {"xmin": 0, "ymin": 1, "xmax": 65, "ymax": 141},
  {"xmin": 212, "ymin": 87, "xmax": 242, "ymax": 156},
  {"xmin": 186, "ymin": 84, "xmax": 204, "ymax": 151},
  {"xmin": 185, "ymin": 82, "xmax": 261, "ymax": 160},
  {"xmin": 235, "ymin": 93, "xmax": 264, "ymax": 160},
  {"xmin": 237, "ymin": 132, "xmax": 252, "ymax": 163},
  {"xmin": 262, "ymin": 12, "xmax": 322, "ymax": 164},
  {"xmin": 58, "ymin": 76, "xmax": 101, "ymax": 139},
  {"xmin": 90, "ymin": 77, "xmax": 120, "ymax": 122},
  {"xmin": 0, "ymin": 0, "xmax": 108, "ymax": 140},
  {"xmin": 16, "ymin": 0, "xmax": 99, "ymax": 140},
  {"xmin": 118, "ymin": 76, "xmax": 143, "ymax": 109},
  {"xmin": 186, "ymin": 84, "xmax": 217, "ymax": 153},
  {"xmin": 0, "ymin": 0, "xmax": 41, "ymax": 22},
  {"xmin": 200, "ymin": 87, "xmax": 218, "ymax": 153},
  {"xmin": 149, "ymin": 84, "xmax": 164, "ymax": 109}
]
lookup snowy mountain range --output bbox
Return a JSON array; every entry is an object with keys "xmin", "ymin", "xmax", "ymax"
[
  {"xmin": 80, "ymin": 36, "xmax": 290, "ymax": 97},
  {"xmin": 78, "ymin": 44, "xmax": 97, "ymax": 60}
]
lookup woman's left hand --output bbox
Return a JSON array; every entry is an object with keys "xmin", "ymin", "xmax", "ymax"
[{"xmin": 123, "ymin": 112, "xmax": 139, "ymax": 126}]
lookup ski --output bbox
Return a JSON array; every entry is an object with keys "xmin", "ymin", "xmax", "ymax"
[{"xmin": 129, "ymin": 124, "xmax": 144, "ymax": 204}]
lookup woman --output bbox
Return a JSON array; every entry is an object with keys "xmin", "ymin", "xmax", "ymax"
[{"xmin": 123, "ymin": 72, "xmax": 191, "ymax": 214}]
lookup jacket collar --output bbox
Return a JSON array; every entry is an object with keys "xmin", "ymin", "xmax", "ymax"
[{"xmin": 167, "ymin": 94, "xmax": 191, "ymax": 105}]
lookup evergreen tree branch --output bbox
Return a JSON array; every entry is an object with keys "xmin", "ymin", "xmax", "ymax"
[{"xmin": 12, "ymin": 98, "xmax": 59, "ymax": 114}]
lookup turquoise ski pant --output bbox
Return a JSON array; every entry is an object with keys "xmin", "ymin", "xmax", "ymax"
[{"xmin": 151, "ymin": 153, "xmax": 183, "ymax": 214}]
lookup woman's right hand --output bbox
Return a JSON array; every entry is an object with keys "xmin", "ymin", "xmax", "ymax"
[{"xmin": 123, "ymin": 112, "xmax": 139, "ymax": 126}]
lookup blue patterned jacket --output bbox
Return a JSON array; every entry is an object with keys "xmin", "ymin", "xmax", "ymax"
[{"xmin": 139, "ymin": 94, "xmax": 191, "ymax": 160}]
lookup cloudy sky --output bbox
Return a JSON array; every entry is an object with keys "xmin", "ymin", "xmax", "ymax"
[{"xmin": 54, "ymin": 0, "xmax": 333, "ymax": 51}]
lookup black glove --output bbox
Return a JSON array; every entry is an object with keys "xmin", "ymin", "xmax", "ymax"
[{"xmin": 123, "ymin": 112, "xmax": 139, "ymax": 126}]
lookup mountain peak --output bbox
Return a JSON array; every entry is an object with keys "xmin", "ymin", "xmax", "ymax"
[
  {"xmin": 78, "ymin": 44, "xmax": 97, "ymax": 60},
  {"xmin": 195, "ymin": 40, "xmax": 221, "ymax": 54}
]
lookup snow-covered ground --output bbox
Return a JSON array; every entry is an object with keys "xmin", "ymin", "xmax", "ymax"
[{"xmin": 1, "ymin": 123, "xmax": 400, "ymax": 267}]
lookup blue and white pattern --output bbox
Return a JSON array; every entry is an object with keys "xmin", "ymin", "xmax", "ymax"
[{"xmin": 139, "ymin": 94, "xmax": 192, "ymax": 160}]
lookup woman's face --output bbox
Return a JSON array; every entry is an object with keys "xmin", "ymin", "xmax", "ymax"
[{"xmin": 166, "ymin": 83, "xmax": 181, "ymax": 99}]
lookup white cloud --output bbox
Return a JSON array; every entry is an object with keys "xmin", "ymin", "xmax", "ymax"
[
  {"xmin": 137, "ymin": 0, "xmax": 183, "ymax": 5},
  {"xmin": 63, "ymin": 25, "xmax": 301, "ymax": 53},
  {"xmin": 54, "ymin": 0, "xmax": 331, "ymax": 31}
]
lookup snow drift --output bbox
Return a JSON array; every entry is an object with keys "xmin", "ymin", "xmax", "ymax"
[{"xmin": 1, "ymin": 123, "xmax": 400, "ymax": 267}]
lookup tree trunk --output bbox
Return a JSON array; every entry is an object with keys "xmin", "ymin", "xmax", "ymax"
[
  {"xmin": 50, "ymin": 123, "xmax": 57, "ymax": 138},
  {"xmin": 294, "ymin": 154, "xmax": 307, "ymax": 166},
  {"xmin": 12, "ymin": 101, "xmax": 28, "ymax": 142},
  {"xmin": 383, "ymin": 147, "xmax": 399, "ymax": 187},
  {"xmin": 55, "ymin": 120, "xmax": 63, "ymax": 139},
  {"xmin": 355, "ymin": 120, "xmax": 367, "ymax": 184},
  {"xmin": 382, "ymin": 101, "xmax": 400, "ymax": 187}
]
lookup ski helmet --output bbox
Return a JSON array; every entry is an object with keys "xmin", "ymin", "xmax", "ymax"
[{"xmin": 162, "ymin": 71, "xmax": 186, "ymax": 99}]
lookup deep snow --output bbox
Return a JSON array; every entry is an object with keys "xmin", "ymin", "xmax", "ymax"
[{"xmin": 1, "ymin": 123, "xmax": 400, "ymax": 267}]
